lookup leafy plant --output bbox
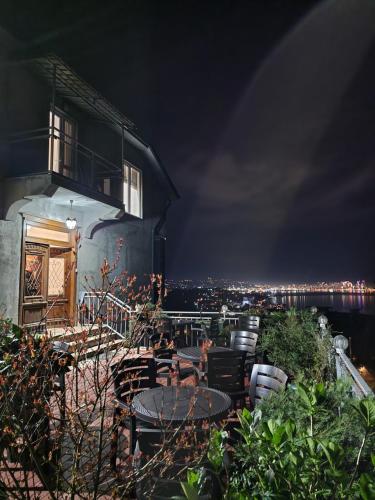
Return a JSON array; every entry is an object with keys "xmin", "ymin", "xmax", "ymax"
[
  {"xmin": 179, "ymin": 383, "xmax": 375, "ymax": 499},
  {"xmin": 229, "ymin": 391, "xmax": 375, "ymax": 499},
  {"xmin": 260, "ymin": 308, "xmax": 333, "ymax": 381}
]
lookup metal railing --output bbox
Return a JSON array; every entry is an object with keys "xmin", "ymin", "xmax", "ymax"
[
  {"xmin": 79, "ymin": 292, "xmax": 132, "ymax": 339},
  {"xmin": 161, "ymin": 310, "xmax": 242, "ymax": 326},
  {"xmin": 6, "ymin": 126, "xmax": 122, "ymax": 198},
  {"xmin": 77, "ymin": 299, "xmax": 374, "ymax": 399},
  {"xmin": 335, "ymin": 348, "xmax": 373, "ymax": 399}
]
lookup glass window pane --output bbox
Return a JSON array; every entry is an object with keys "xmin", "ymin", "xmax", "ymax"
[
  {"xmin": 63, "ymin": 119, "xmax": 73, "ymax": 172},
  {"xmin": 123, "ymin": 166, "xmax": 129, "ymax": 210},
  {"xmin": 123, "ymin": 164, "xmax": 142, "ymax": 217},
  {"xmin": 49, "ymin": 112, "xmax": 61, "ymax": 173},
  {"xmin": 130, "ymin": 168, "xmax": 141, "ymax": 217},
  {"xmin": 24, "ymin": 254, "xmax": 43, "ymax": 296},
  {"xmin": 48, "ymin": 258, "xmax": 65, "ymax": 296}
]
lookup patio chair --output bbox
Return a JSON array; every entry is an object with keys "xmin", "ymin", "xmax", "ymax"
[
  {"xmin": 191, "ymin": 322, "xmax": 209, "ymax": 346},
  {"xmin": 111, "ymin": 357, "xmax": 160, "ymax": 469},
  {"xmin": 249, "ymin": 364, "xmax": 288, "ymax": 408},
  {"xmin": 200, "ymin": 350, "xmax": 247, "ymax": 407},
  {"xmin": 229, "ymin": 330, "xmax": 258, "ymax": 374},
  {"xmin": 135, "ymin": 426, "xmax": 213, "ymax": 499},
  {"xmin": 238, "ymin": 315, "xmax": 260, "ymax": 331},
  {"xmin": 153, "ymin": 346, "xmax": 195, "ymax": 385}
]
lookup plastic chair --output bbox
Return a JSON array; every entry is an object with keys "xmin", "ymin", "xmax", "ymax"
[
  {"xmin": 135, "ymin": 426, "xmax": 212, "ymax": 499},
  {"xmin": 111, "ymin": 357, "xmax": 160, "ymax": 469},
  {"xmin": 202, "ymin": 350, "xmax": 247, "ymax": 407},
  {"xmin": 230, "ymin": 330, "xmax": 258, "ymax": 373},
  {"xmin": 249, "ymin": 364, "xmax": 288, "ymax": 408},
  {"xmin": 238, "ymin": 315, "xmax": 260, "ymax": 331}
]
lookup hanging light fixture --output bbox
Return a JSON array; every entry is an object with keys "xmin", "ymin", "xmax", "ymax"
[{"xmin": 65, "ymin": 200, "xmax": 77, "ymax": 230}]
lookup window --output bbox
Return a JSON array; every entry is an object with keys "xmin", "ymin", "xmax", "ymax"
[
  {"xmin": 48, "ymin": 111, "xmax": 76, "ymax": 178},
  {"xmin": 123, "ymin": 163, "xmax": 142, "ymax": 218}
]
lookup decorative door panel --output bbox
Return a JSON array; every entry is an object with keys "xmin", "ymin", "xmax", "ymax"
[
  {"xmin": 22, "ymin": 243, "xmax": 49, "ymax": 326},
  {"xmin": 47, "ymin": 247, "xmax": 74, "ymax": 326}
]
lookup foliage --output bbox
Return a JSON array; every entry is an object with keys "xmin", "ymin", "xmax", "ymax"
[
  {"xmin": 256, "ymin": 380, "xmax": 375, "ymax": 471},
  {"xmin": 0, "ymin": 243, "xmax": 169, "ymax": 497},
  {"xmin": 259, "ymin": 308, "xmax": 333, "ymax": 381},
  {"xmin": 180, "ymin": 383, "xmax": 375, "ymax": 499}
]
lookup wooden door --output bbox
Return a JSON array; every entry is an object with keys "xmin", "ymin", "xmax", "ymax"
[
  {"xmin": 21, "ymin": 243, "xmax": 49, "ymax": 327},
  {"xmin": 47, "ymin": 247, "xmax": 75, "ymax": 327}
]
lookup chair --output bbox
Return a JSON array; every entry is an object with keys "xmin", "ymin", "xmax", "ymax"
[
  {"xmin": 153, "ymin": 346, "xmax": 195, "ymax": 385},
  {"xmin": 238, "ymin": 315, "xmax": 260, "ymax": 331},
  {"xmin": 230, "ymin": 330, "xmax": 258, "ymax": 374},
  {"xmin": 249, "ymin": 364, "xmax": 288, "ymax": 408},
  {"xmin": 135, "ymin": 426, "xmax": 212, "ymax": 499},
  {"xmin": 111, "ymin": 357, "xmax": 160, "ymax": 469},
  {"xmin": 202, "ymin": 350, "xmax": 247, "ymax": 407}
]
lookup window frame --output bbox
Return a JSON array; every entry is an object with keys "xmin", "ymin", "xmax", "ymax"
[
  {"xmin": 49, "ymin": 108, "xmax": 77, "ymax": 177},
  {"xmin": 123, "ymin": 161, "xmax": 143, "ymax": 218}
]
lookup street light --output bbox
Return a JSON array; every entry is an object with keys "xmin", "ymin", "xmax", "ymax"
[{"xmin": 221, "ymin": 304, "xmax": 228, "ymax": 321}]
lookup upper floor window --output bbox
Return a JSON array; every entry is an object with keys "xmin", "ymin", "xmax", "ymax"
[
  {"xmin": 49, "ymin": 111, "xmax": 76, "ymax": 178},
  {"xmin": 123, "ymin": 162, "xmax": 142, "ymax": 218}
]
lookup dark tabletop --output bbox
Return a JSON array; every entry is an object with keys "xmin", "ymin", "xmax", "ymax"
[
  {"xmin": 176, "ymin": 346, "xmax": 231, "ymax": 363},
  {"xmin": 132, "ymin": 385, "xmax": 232, "ymax": 424}
]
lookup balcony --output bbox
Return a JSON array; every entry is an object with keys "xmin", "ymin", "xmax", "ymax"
[{"xmin": 6, "ymin": 125, "xmax": 123, "ymax": 206}]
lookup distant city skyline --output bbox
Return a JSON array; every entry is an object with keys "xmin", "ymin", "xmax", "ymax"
[{"xmin": 166, "ymin": 277, "xmax": 375, "ymax": 292}]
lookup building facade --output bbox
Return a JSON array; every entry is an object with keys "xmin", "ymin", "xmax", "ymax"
[{"xmin": 0, "ymin": 29, "xmax": 178, "ymax": 328}]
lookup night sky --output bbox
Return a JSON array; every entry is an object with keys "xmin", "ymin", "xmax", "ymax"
[{"xmin": 1, "ymin": 0, "xmax": 375, "ymax": 283}]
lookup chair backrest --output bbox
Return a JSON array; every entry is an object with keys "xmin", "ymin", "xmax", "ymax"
[
  {"xmin": 136, "ymin": 427, "xmax": 209, "ymax": 499},
  {"xmin": 239, "ymin": 315, "xmax": 260, "ymax": 330},
  {"xmin": 249, "ymin": 364, "xmax": 288, "ymax": 407},
  {"xmin": 206, "ymin": 350, "xmax": 246, "ymax": 394},
  {"xmin": 111, "ymin": 357, "xmax": 158, "ymax": 403},
  {"xmin": 149, "ymin": 332, "xmax": 169, "ymax": 348},
  {"xmin": 153, "ymin": 346, "xmax": 174, "ymax": 373},
  {"xmin": 230, "ymin": 330, "xmax": 258, "ymax": 356}
]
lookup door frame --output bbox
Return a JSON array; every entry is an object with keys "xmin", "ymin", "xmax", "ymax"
[{"xmin": 19, "ymin": 215, "xmax": 78, "ymax": 327}]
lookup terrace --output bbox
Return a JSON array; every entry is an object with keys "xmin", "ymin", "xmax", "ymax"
[{"xmin": 1, "ymin": 276, "xmax": 374, "ymax": 499}]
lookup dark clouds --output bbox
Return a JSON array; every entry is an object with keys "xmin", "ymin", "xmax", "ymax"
[
  {"xmin": 167, "ymin": 0, "xmax": 375, "ymax": 282},
  {"xmin": 1, "ymin": 0, "xmax": 375, "ymax": 282}
]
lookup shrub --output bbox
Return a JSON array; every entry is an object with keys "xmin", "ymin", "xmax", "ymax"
[{"xmin": 260, "ymin": 308, "xmax": 333, "ymax": 381}]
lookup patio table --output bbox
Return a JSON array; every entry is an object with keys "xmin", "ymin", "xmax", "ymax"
[{"xmin": 132, "ymin": 385, "xmax": 232, "ymax": 425}]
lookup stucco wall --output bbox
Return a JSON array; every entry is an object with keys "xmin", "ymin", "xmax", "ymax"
[
  {"xmin": 77, "ymin": 217, "xmax": 158, "ymax": 295},
  {"xmin": 0, "ymin": 216, "xmax": 22, "ymax": 321}
]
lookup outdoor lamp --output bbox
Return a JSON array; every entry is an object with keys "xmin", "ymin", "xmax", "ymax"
[
  {"xmin": 318, "ymin": 314, "xmax": 328, "ymax": 328},
  {"xmin": 333, "ymin": 335, "xmax": 349, "ymax": 352},
  {"xmin": 310, "ymin": 306, "xmax": 318, "ymax": 314},
  {"xmin": 65, "ymin": 200, "xmax": 77, "ymax": 230}
]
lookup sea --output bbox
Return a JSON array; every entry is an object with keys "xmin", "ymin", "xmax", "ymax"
[{"xmin": 268, "ymin": 293, "xmax": 375, "ymax": 315}]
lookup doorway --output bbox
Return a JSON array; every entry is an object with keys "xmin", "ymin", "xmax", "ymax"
[{"xmin": 20, "ymin": 216, "xmax": 77, "ymax": 328}]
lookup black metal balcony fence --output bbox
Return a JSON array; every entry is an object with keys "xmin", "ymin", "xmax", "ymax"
[{"xmin": 5, "ymin": 126, "xmax": 123, "ymax": 200}]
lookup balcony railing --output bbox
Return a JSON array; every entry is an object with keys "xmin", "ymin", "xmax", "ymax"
[
  {"xmin": 7, "ymin": 126, "xmax": 122, "ymax": 200},
  {"xmin": 335, "ymin": 348, "xmax": 373, "ymax": 398}
]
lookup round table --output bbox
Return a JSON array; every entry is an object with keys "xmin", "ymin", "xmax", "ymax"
[
  {"xmin": 132, "ymin": 385, "xmax": 232, "ymax": 425},
  {"xmin": 177, "ymin": 346, "xmax": 231, "ymax": 363}
]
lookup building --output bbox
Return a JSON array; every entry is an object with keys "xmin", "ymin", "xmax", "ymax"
[{"xmin": 0, "ymin": 29, "xmax": 178, "ymax": 329}]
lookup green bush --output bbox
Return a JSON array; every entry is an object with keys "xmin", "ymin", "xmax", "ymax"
[
  {"xmin": 181, "ymin": 383, "xmax": 375, "ymax": 499},
  {"xmin": 260, "ymin": 308, "xmax": 333, "ymax": 381}
]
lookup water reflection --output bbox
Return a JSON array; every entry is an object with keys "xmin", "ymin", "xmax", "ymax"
[{"xmin": 270, "ymin": 294, "xmax": 375, "ymax": 315}]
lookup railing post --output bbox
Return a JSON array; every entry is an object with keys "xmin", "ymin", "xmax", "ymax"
[{"xmin": 49, "ymin": 64, "xmax": 56, "ymax": 172}]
